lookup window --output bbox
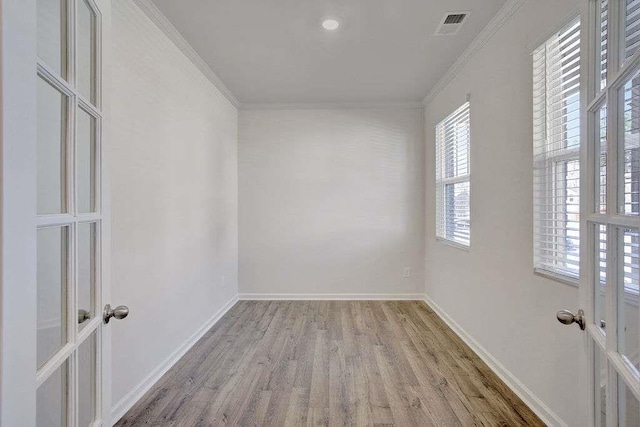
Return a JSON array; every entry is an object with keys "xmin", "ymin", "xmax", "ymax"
[
  {"xmin": 533, "ymin": 19, "xmax": 581, "ymax": 279},
  {"xmin": 435, "ymin": 102, "xmax": 470, "ymax": 247}
]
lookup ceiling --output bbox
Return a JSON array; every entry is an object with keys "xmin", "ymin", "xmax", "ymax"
[{"xmin": 151, "ymin": 0, "xmax": 507, "ymax": 105}]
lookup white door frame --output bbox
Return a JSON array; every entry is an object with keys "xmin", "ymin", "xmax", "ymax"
[
  {"xmin": 0, "ymin": 0, "xmax": 112, "ymax": 424},
  {"xmin": 0, "ymin": 0, "xmax": 38, "ymax": 425},
  {"xmin": 100, "ymin": 0, "xmax": 113, "ymax": 423}
]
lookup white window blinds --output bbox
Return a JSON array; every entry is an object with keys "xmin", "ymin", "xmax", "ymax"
[
  {"xmin": 533, "ymin": 19, "xmax": 581, "ymax": 278},
  {"xmin": 436, "ymin": 102, "xmax": 470, "ymax": 247}
]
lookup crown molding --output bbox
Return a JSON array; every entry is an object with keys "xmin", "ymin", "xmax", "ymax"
[
  {"xmin": 132, "ymin": 0, "xmax": 241, "ymax": 108},
  {"xmin": 422, "ymin": 0, "xmax": 527, "ymax": 107},
  {"xmin": 241, "ymin": 101, "xmax": 425, "ymax": 111}
]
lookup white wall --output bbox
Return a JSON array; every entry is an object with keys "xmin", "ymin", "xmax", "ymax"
[
  {"xmin": 110, "ymin": 0, "xmax": 238, "ymax": 411},
  {"xmin": 423, "ymin": 0, "xmax": 583, "ymax": 425},
  {"xmin": 239, "ymin": 108, "xmax": 425, "ymax": 296}
]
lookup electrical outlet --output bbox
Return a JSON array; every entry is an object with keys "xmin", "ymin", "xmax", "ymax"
[{"xmin": 403, "ymin": 267, "xmax": 411, "ymax": 278}]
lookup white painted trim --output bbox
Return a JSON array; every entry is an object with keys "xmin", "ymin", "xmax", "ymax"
[
  {"xmin": 422, "ymin": 0, "xmax": 527, "ymax": 106},
  {"xmin": 131, "ymin": 0, "xmax": 240, "ymax": 108},
  {"xmin": 422, "ymin": 294, "xmax": 567, "ymax": 427},
  {"xmin": 110, "ymin": 294, "xmax": 240, "ymax": 425},
  {"xmin": 238, "ymin": 293, "xmax": 426, "ymax": 300},
  {"xmin": 436, "ymin": 237, "xmax": 471, "ymax": 252},
  {"xmin": 241, "ymin": 101, "xmax": 425, "ymax": 111}
]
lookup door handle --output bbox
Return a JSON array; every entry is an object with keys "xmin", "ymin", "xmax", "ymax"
[
  {"xmin": 556, "ymin": 309, "xmax": 585, "ymax": 330},
  {"xmin": 103, "ymin": 304, "xmax": 129, "ymax": 324}
]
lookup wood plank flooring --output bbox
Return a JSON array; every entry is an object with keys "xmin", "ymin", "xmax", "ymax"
[{"xmin": 116, "ymin": 301, "xmax": 544, "ymax": 426}]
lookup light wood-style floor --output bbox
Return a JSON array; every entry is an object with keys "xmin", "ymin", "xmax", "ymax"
[{"xmin": 116, "ymin": 300, "xmax": 544, "ymax": 426}]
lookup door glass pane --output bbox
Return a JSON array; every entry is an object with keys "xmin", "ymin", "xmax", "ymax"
[
  {"xmin": 619, "ymin": 379, "xmax": 640, "ymax": 426},
  {"xmin": 600, "ymin": 0, "xmax": 608, "ymax": 90},
  {"xmin": 37, "ymin": 0, "xmax": 67, "ymax": 78},
  {"xmin": 78, "ymin": 332, "xmax": 97, "ymax": 426},
  {"xmin": 77, "ymin": 108, "xmax": 96, "ymax": 213},
  {"xmin": 77, "ymin": 0, "xmax": 96, "ymax": 103},
  {"xmin": 596, "ymin": 225, "xmax": 608, "ymax": 332},
  {"xmin": 596, "ymin": 348, "xmax": 607, "ymax": 427},
  {"xmin": 78, "ymin": 223, "xmax": 96, "ymax": 331},
  {"xmin": 620, "ymin": 228, "xmax": 640, "ymax": 374},
  {"xmin": 37, "ymin": 77, "xmax": 68, "ymax": 215},
  {"xmin": 624, "ymin": 0, "xmax": 640, "ymax": 63},
  {"xmin": 622, "ymin": 69, "xmax": 640, "ymax": 216},
  {"xmin": 37, "ymin": 226, "xmax": 68, "ymax": 369},
  {"xmin": 598, "ymin": 105, "xmax": 607, "ymax": 214},
  {"xmin": 37, "ymin": 361, "xmax": 68, "ymax": 427}
]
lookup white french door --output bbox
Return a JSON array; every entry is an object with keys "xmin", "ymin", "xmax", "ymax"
[
  {"xmin": 0, "ymin": 0, "xmax": 115, "ymax": 425},
  {"xmin": 580, "ymin": 0, "xmax": 640, "ymax": 425}
]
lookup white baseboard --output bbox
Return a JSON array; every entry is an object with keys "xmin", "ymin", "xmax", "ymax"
[
  {"xmin": 110, "ymin": 294, "xmax": 240, "ymax": 425},
  {"xmin": 422, "ymin": 294, "xmax": 567, "ymax": 427},
  {"xmin": 238, "ymin": 293, "xmax": 425, "ymax": 300}
]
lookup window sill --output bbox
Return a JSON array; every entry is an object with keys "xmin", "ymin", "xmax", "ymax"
[
  {"xmin": 534, "ymin": 268, "xmax": 579, "ymax": 287},
  {"xmin": 436, "ymin": 237, "xmax": 470, "ymax": 252},
  {"xmin": 535, "ymin": 270, "xmax": 640, "ymax": 305}
]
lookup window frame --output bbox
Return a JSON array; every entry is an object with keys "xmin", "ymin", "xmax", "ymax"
[
  {"xmin": 435, "ymin": 101, "xmax": 471, "ymax": 249},
  {"xmin": 533, "ymin": 17, "xmax": 582, "ymax": 283}
]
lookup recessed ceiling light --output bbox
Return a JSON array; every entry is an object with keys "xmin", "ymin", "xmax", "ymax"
[{"xmin": 322, "ymin": 19, "xmax": 339, "ymax": 31}]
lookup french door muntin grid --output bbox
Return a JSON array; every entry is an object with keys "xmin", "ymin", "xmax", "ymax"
[
  {"xmin": 36, "ymin": 0, "xmax": 103, "ymax": 424},
  {"xmin": 585, "ymin": 0, "xmax": 640, "ymax": 425}
]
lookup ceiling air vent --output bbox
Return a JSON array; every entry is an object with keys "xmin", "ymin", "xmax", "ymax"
[
  {"xmin": 435, "ymin": 12, "xmax": 469, "ymax": 36},
  {"xmin": 444, "ymin": 14, "xmax": 466, "ymax": 24}
]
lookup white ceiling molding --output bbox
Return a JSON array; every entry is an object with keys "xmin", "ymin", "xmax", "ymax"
[
  {"xmin": 422, "ymin": 0, "xmax": 527, "ymax": 107},
  {"xmin": 132, "ymin": 0, "xmax": 240, "ymax": 108},
  {"xmin": 241, "ymin": 101, "xmax": 425, "ymax": 111}
]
